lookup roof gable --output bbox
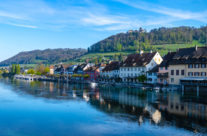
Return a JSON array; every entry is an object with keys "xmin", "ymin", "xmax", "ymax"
[
  {"xmin": 121, "ymin": 52, "xmax": 156, "ymax": 67},
  {"xmin": 102, "ymin": 61, "xmax": 120, "ymax": 72},
  {"xmin": 170, "ymin": 46, "xmax": 207, "ymax": 65}
]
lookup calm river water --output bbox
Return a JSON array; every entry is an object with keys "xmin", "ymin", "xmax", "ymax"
[{"xmin": 0, "ymin": 78, "xmax": 207, "ymax": 136}]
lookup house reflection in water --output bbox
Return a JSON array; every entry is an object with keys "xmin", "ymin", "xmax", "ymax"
[
  {"xmin": 2, "ymin": 79, "xmax": 207, "ymax": 134},
  {"xmin": 158, "ymin": 92, "xmax": 207, "ymax": 121}
]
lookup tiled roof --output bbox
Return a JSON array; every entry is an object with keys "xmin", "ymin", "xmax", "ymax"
[
  {"xmin": 54, "ymin": 65, "xmax": 64, "ymax": 72},
  {"xmin": 148, "ymin": 65, "xmax": 159, "ymax": 73},
  {"xmin": 74, "ymin": 63, "xmax": 87, "ymax": 72},
  {"xmin": 159, "ymin": 52, "xmax": 176, "ymax": 67},
  {"xmin": 102, "ymin": 61, "xmax": 120, "ymax": 72},
  {"xmin": 121, "ymin": 52, "xmax": 156, "ymax": 67},
  {"xmin": 84, "ymin": 66, "xmax": 99, "ymax": 72},
  {"xmin": 170, "ymin": 46, "xmax": 207, "ymax": 65}
]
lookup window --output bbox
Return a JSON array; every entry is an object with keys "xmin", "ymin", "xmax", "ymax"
[
  {"xmin": 165, "ymin": 67, "xmax": 168, "ymax": 70},
  {"xmin": 181, "ymin": 70, "xmax": 185, "ymax": 76},
  {"xmin": 181, "ymin": 105, "xmax": 184, "ymax": 111},
  {"xmin": 188, "ymin": 64, "xmax": 193, "ymax": 68},
  {"xmin": 194, "ymin": 72, "xmax": 200, "ymax": 76},
  {"xmin": 188, "ymin": 72, "xmax": 193, "ymax": 76},
  {"xmin": 176, "ymin": 104, "xmax": 179, "ymax": 110},
  {"xmin": 171, "ymin": 70, "xmax": 174, "ymax": 75},
  {"xmin": 194, "ymin": 64, "xmax": 199, "ymax": 68},
  {"xmin": 171, "ymin": 78, "xmax": 174, "ymax": 83},
  {"xmin": 160, "ymin": 67, "xmax": 163, "ymax": 70},
  {"xmin": 201, "ymin": 72, "xmax": 206, "ymax": 76},
  {"xmin": 171, "ymin": 104, "xmax": 174, "ymax": 109},
  {"xmin": 176, "ymin": 70, "xmax": 179, "ymax": 76},
  {"xmin": 201, "ymin": 64, "xmax": 206, "ymax": 68}
]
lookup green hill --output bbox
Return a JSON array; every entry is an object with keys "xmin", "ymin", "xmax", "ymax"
[
  {"xmin": 89, "ymin": 26, "xmax": 207, "ymax": 53},
  {"xmin": 0, "ymin": 48, "xmax": 87, "ymax": 66}
]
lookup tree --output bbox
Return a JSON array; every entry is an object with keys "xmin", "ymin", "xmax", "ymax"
[
  {"xmin": 36, "ymin": 64, "xmax": 45, "ymax": 75},
  {"xmin": 134, "ymin": 40, "xmax": 140, "ymax": 51},
  {"xmin": 11, "ymin": 64, "xmax": 16, "ymax": 74},
  {"xmin": 35, "ymin": 71, "xmax": 42, "ymax": 76},
  {"xmin": 15, "ymin": 64, "xmax": 21, "ymax": 74},
  {"xmin": 98, "ymin": 57, "xmax": 102, "ymax": 63},
  {"xmin": 116, "ymin": 42, "xmax": 122, "ymax": 51},
  {"xmin": 43, "ymin": 67, "xmax": 50, "ymax": 75},
  {"xmin": 118, "ymin": 53, "xmax": 124, "ymax": 61},
  {"xmin": 95, "ymin": 58, "xmax": 98, "ymax": 65},
  {"xmin": 27, "ymin": 69, "xmax": 35, "ymax": 75}
]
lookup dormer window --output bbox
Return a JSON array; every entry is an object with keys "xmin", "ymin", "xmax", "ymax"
[
  {"xmin": 201, "ymin": 64, "xmax": 206, "ymax": 68},
  {"xmin": 188, "ymin": 64, "xmax": 193, "ymax": 68},
  {"xmin": 194, "ymin": 64, "xmax": 199, "ymax": 68}
]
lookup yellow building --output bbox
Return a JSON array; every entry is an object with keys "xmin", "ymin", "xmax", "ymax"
[{"xmin": 168, "ymin": 46, "xmax": 207, "ymax": 85}]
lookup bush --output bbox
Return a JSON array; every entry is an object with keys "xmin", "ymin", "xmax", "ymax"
[
  {"xmin": 27, "ymin": 69, "xmax": 35, "ymax": 75},
  {"xmin": 137, "ymin": 75, "xmax": 147, "ymax": 83}
]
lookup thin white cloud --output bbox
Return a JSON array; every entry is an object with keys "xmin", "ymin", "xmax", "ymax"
[
  {"xmin": 115, "ymin": 0, "xmax": 207, "ymax": 23},
  {"xmin": 8, "ymin": 23, "xmax": 37, "ymax": 29},
  {"xmin": 82, "ymin": 14, "xmax": 127, "ymax": 26},
  {"xmin": 0, "ymin": 11, "xmax": 25, "ymax": 20},
  {"xmin": 97, "ymin": 16, "xmax": 177, "ymax": 31}
]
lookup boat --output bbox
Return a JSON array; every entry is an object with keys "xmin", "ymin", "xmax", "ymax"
[{"xmin": 153, "ymin": 87, "xmax": 160, "ymax": 93}]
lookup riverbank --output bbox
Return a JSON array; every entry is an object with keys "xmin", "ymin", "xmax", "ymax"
[{"xmin": 14, "ymin": 74, "xmax": 180, "ymax": 91}]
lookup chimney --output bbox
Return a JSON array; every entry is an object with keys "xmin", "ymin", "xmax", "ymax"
[
  {"xmin": 195, "ymin": 45, "xmax": 198, "ymax": 51},
  {"xmin": 176, "ymin": 48, "xmax": 179, "ymax": 52},
  {"xmin": 139, "ymin": 50, "xmax": 144, "ymax": 55}
]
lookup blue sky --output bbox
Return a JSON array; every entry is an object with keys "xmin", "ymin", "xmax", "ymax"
[{"xmin": 0, "ymin": 0, "xmax": 206, "ymax": 61}]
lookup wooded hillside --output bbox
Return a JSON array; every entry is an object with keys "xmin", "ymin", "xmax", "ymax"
[
  {"xmin": 0, "ymin": 48, "xmax": 87, "ymax": 66},
  {"xmin": 89, "ymin": 26, "xmax": 207, "ymax": 52}
]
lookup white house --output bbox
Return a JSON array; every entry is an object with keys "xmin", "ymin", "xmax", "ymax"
[
  {"xmin": 119, "ymin": 52, "xmax": 163, "ymax": 82},
  {"xmin": 147, "ymin": 66, "xmax": 159, "ymax": 84},
  {"xmin": 65, "ymin": 65, "xmax": 78, "ymax": 76},
  {"xmin": 100, "ymin": 61, "xmax": 120, "ymax": 81}
]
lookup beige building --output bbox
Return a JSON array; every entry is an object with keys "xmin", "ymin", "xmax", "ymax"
[
  {"xmin": 49, "ymin": 65, "xmax": 54, "ymax": 75},
  {"xmin": 157, "ymin": 52, "xmax": 176, "ymax": 85},
  {"xmin": 168, "ymin": 46, "xmax": 207, "ymax": 85}
]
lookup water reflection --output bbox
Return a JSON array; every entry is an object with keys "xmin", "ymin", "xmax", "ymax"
[{"xmin": 0, "ymin": 78, "xmax": 207, "ymax": 135}]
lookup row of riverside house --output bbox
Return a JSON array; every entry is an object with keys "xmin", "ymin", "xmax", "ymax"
[{"xmin": 51, "ymin": 46, "xmax": 207, "ymax": 86}]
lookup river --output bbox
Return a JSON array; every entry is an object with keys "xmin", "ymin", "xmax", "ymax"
[{"xmin": 0, "ymin": 78, "xmax": 206, "ymax": 136}]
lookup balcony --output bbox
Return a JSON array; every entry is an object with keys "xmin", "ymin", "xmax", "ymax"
[{"xmin": 157, "ymin": 73, "xmax": 168, "ymax": 78}]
